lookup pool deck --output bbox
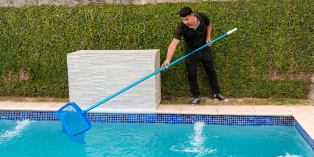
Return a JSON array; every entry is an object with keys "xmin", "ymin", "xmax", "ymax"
[{"xmin": 1, "ymin": 102, "xmax": 314, "ymax": 140}]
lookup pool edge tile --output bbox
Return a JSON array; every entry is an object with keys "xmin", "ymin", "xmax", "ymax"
[
  {"xmin": 156, "ymin": 104, "xmax": 182, "ymax": 114},
  {"xmin": 254, "ymin": 105, "xmax": 292, "ymax": 117},
  {"xmin": 288, "ymin": 106, "xmax": 314, "ymax": 114},
  {"xmin": 0, "ymin": 102, "xmax": 25, "ymax": 110},
  {"xmin": 218, "ymin": 106, "xmax": 256, "ymax": 116},
  {"xmin": 180, "ymin": 105, "xmax": 217, "ymax": 115}
]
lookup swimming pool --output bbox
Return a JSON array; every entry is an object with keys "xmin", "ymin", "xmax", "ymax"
[{"xmin": 1, "ymin": 111, "xmax": 314, "ymax": 156}]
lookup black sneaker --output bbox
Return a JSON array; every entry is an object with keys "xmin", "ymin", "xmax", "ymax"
[
  {"xmin": 214, "ymin": 93, "xmax": 229, "ymax": 102},
  {"xmin": 191, "ymin": 97, "xmax": 201, "ymax": 105}
]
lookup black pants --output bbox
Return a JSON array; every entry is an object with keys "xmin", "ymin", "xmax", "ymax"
[{"xmin": 185, "ymin": 48, "xmax": 221, "ymax": 98}]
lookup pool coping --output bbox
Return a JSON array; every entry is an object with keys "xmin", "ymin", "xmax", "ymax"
[{"xmin": 1, "ymin": 102, "xmax": 314, "ymax": 151}]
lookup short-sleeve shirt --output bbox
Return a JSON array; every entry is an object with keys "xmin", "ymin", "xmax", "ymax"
[{"xmin": 173, "ymin": 13, "xmax": 210, "ymax": 54}]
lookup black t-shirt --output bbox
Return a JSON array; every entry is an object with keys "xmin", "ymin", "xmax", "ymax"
[{"xmin": 173, "ymin": 13, "xmax": 210, "ymax": 53}]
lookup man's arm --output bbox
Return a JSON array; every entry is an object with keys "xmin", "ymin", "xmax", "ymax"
[
  {"xmin": 161, "ymin": 39, "xmax": 180, "ymax": 69},
  {"xmin": 206, "ymin": 22, "xmax": 212, "ymax": 46}
]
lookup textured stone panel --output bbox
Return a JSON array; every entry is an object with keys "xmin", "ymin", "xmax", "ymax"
[{"xmin": 67, "ymin": 50, "xmax": 161, "ymax": 113}]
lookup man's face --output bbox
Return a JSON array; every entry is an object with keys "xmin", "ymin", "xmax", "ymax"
[{"xmin": 181, "ymin": 14, "xmax": 195, "ymax": 27}]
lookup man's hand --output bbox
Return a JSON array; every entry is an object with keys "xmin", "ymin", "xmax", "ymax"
[
  {"xmin": 162, "ymin": 39, "xmax": 179, "ymax": 70},
  {"xmin": 161, "ymin": 60, "xmax": 170, "ymax": 70},
  {"xmin": 206, "ymin": 38, "xmax": 212, "ymax": 46}
]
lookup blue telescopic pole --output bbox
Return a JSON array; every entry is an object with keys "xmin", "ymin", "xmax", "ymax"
[{"xmin": 82, "ymin": 28, "xmax": 237, "ymax": 114}]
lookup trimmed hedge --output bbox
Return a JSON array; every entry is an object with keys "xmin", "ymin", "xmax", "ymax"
[{"xmin": 0, "ymin": 0, "xmax": 313, "ymax": 98}]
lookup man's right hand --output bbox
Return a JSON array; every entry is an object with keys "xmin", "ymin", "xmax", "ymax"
[{"xmin": 161, "ymin": 61, "xmax": 170, "ymax": 70}]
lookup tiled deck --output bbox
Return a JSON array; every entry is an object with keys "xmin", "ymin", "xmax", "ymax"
[{"xmin": 0, "ymin": 102, "xmax": 314, "ymax": 143}]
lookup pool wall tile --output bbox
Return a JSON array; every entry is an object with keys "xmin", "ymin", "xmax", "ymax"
[
  {"xmin": 295, "ymin": 120, "xmax": 314, "ymax": 151},
  {"xmin": 0, "ymin": 111, "xmax": 294, "ymax": 125},
  {"xmin": 0, "ymin": 111, "xmax": 59, "ymax": 121}
]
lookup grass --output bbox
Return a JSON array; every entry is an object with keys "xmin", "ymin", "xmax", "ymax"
[
  {"xmin": 0, "ymin": 96, "xmax": 69, "ymax": 103},
  {"xmin": 0, "ymin": 96, "xmax": 313, "ymax": 105},
  {"xmin": 0, "ymin": 97, "xmax": 27, "ymax": 102},
  {"xmin": 51, "ymin": 98, "xmax": 70, "ymax": 102},
  {"xmin": 160, "ymin": 97, "xmax": 314, "ymax": 106}
]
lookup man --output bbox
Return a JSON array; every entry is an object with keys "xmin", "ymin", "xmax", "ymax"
[{"xmin": 161, "ymin": 7, "xmax": 229, "ymax": 105}]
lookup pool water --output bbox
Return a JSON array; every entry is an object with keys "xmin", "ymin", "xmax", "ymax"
[{"xmin": 0, "ymin": 119, "xmax": 313, "ymax": 157}]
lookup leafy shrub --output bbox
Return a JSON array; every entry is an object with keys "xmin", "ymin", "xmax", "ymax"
[{"xmin": 0, "ymin": 0, "xmax": 313, "ymax": 98}]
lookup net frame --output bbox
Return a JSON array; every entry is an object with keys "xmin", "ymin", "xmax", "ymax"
[{"xmin": 56, "ymin": 102, "xmax": 91, "ymax": 136}]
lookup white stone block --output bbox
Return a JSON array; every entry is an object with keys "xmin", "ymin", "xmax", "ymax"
[{"xmin": 67, "ymin": 50, "xmax": 161, "ymax": 113}]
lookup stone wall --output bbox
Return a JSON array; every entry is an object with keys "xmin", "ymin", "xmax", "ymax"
[{"xmin": 67, "ymin": 50, "xmax": 161, "ymax": 113}]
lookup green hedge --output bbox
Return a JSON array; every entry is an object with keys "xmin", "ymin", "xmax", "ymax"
[{"xmin": 0, "ymin": 0, "xmax": 313, "ymax": 98}]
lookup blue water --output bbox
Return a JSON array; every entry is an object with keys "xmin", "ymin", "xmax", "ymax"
[{"xmin": 0, "ymin": 119, "xmax": 313, "ymax": 157}]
